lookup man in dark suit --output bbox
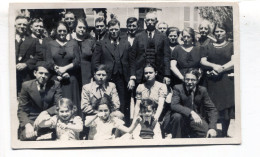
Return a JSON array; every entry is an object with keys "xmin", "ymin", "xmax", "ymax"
[
  {"xmin": 29, "ymin": 17, "xmax": 53, "ymax": 63},
  {"xmin": 131, "ymin": 11, "xmax": 171, "ymax": 85},
  {"xmin": 17, "ymin": 63, "xmax": 62, "ymax": 140},
  {"xmin": 163, "ymin": 69, "xmax": 218, "ymax": 138},
  {"xmin": 92, "ymin": 18, "xmax": 135, "ymax": 126},
  {"xmin": 15, "ymin": 16, "xmax": 39, "ymax": 95},
  {"xmin": 126, "ymin": 17, "xmax": 139, "ymax": 46},
  {"xmin": 94, "ymin": 17, "xmax": 109, "ymax": 41}
]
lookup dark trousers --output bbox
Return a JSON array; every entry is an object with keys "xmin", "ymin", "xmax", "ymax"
[
  {"xmin": 163, "ymin": 112, "xmax": 209, "ymax": 138},
  {"xmin": 111, "ymin": 72, "xmax": 131, "ymax": 126}
]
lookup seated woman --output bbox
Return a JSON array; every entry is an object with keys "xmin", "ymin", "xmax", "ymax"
[
  {"xmin": 170, "ymin": 27, "xmax": 202, "ymax": 86},
  {"xmin": 133, "ymin": 63, "xmax": 167, "ymax": 122},
  {"xmin": 81, "ymin": 64, "xmax": 123, "ymax": 119},
  {"xmin": 165, "ymin": 68, "xmax": 218, "ymax": 138}
]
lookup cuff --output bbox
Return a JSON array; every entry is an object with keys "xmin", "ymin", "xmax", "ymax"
[{"xmin": 130, "ymin": 76, "xmax": 136, "ymax": 80}]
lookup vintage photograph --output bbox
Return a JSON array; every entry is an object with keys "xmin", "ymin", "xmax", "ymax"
[{"xmin": 9, "ymin": 2, "xmax": 240, "ymax": 148}]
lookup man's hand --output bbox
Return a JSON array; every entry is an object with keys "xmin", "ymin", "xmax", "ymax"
[
  {"xmin": 190, "ymin": 111, "xmax": 202, "ymax": 125},
  {"xmin": 163, "ymin": 77, "xmax": 171, "ymax": 85},
  {"xmin": 206, "ymin": 129, "xmax": 217, "ymax": 138},
  {"xmin": 16, "ymin": 63, "xmax": 27, "ymax": 71},
  {"xmin": 127, "ymin": 79, "xmax": 135, "ymax": 90},
  {"xmin": 33, "ymin": 111, "xmax": 51, "ymax": 128},
  {"xmin": 25, "ymin": 123, "xmax": 36, "ymax": 139}
]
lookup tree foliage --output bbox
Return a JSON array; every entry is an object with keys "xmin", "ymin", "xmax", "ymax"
[{"xmin": 196, "ymin": 6, "xmax": 233, "ymax": 24}]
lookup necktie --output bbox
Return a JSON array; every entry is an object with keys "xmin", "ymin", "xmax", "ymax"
[
  {"xmin": 189, "ymin": 90, "xmax": 194, "ymax": 109},
  {"xmin": 97, "ymin": 85, "xmax": 104, "ymax": 98},
  {"xmin": 39, "ymin": 84, "xmax": 46, "ymax": 108},
  {"xmin": 148, "ymin": 32, "xmax": 152, "ymax": 39},
  {"xmin": 113, "ymin": 40, "xmax": 117, "ymax": 50}
]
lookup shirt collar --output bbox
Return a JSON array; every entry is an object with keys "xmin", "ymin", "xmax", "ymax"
[
  {"xmin": 15, "ymin": 34, "xmax": 25, "ymax": 42},
  {"xmin": 35, "ymin": 80, "xmax": 46, "ymax": 90},
  {"xmin": 93, "ymin": 81, "xmax": 107, "ymax": 90}
]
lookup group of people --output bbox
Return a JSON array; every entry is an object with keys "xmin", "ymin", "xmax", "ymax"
[{"xmin": 15, "ymin": 10, "xmax": 234, "ymax": 141}]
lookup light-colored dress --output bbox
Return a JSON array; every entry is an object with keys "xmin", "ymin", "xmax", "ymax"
[
  {"xmin": 86, "ymin": 116, "xmax": 124, "ymax": 140},
  {"xmin": 49, "ymin": 115, "xmax": 83, "ymax": 140},
  {"xmin": 136, "ymin": 81, "xmax": 167, "ymax": 104}
]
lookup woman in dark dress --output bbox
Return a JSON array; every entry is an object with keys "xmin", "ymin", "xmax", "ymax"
[
  {"xmin": 166, "ymin": 27, "xmax": 180, "ymax": 88},
  {"xmin": 71, "ymin": 18, "xmax": 95, "ymax": 86},
  {"xmin": 170, "ymin": 27, "xmax": 202, "ymax": 85},
  {"xmin": 201, "ymin": 22, "xmax": 234, "ymax": 137},
  {"xmin": 46, "ymin": 21, "xmax": 81, "ymax": 115}
]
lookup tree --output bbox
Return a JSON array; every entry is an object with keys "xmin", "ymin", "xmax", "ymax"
[{"xmin": 196, "ymin": 6, "xmax": 233, "ymax": 24}]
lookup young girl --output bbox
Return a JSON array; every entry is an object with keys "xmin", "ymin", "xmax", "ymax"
[
  {"xmin": 38, "ymin": 98, "xmax": 83, "ymax": 140},
  {"xmin": 132, "ymin": 99, "xmax": 162, "ymax": 139},
  {"xmin": 85, "ymin": 96, "xmax": 140, "ymax": 140}
]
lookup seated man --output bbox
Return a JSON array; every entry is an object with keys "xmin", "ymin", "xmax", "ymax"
[
  {"xmin": 164, "ymin": 68, "xmax": 218, "ymax": 138},
  {"xmin": 81, "ymin": 64, "xmax": 124, "ymax": 119},
  {"xmin": 17, "ymin": 62, "xmax": 62, "ymax": 141}
]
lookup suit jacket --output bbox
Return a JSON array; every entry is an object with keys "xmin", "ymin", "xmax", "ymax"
[
  {"xmin": 92, "ymin": 37, "xmax": 134, "ymax": 82},
  {"xmin": 81, "ymin": 81, "xmax": 120, "ymax": 113},
  {"xmin": 15, "ymin": 36, "xmax": 38, "ymax": 70},
  {"xmin": 17, "ymin": 79, "xmax": 62, "ymax": 128},
  {"xmin": 171, "ymin": 84, "xmax": 218, "ymax": 129},
  {"xmin": 131, "ymin": 30, "xmax": 171, "ymax": 83}
]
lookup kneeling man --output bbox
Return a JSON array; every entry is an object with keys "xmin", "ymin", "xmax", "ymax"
[
  {"xmin": 17, "ymin": 62, "xmax": 62, "ymax": 140},
  {"xmin": 167, "ymin": 68, "xmax": 218, "ymax": 138}
]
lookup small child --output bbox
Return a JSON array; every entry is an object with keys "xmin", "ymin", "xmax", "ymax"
[
  {"xmin": 85, "ymin": 96, "xmax": 140, "ymax": 140},
  {"xmin": 132, "ymin": 99, "xmax": 162, "ymax": 139},
  {"xmin": 38, "ymin": 98, "xmax": 83, "ymax": 140}
]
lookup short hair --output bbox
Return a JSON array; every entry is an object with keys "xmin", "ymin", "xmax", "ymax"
[
  {"xmin": 64, "ymin": 11, "xmax": 76, "ymax": 18},
  {"xmin": 107, "ymin": 18, "xmax": 120, "ymax": 28},
  {"xmin": 184, "ymin": 68, "xmax": 202, "ymax": 80},
  {"xmin": 56, "ymin": 98, "xmax": 77, "ymax": 115},
  {"xmin": 94, "ymin": 64, "xmax": 108, "ymax": 74},
  {"xmin": 140, "ymin": 99, "xmax": 158, "ymax": 111},
  {"xmin": 144, "ymin": 63, "xmax": 157, "ymax": 72},
  {"xmin": 213, "ymin": 22, "xmax": 229, "ymax": 33},
  {"xmin": 15, "ymin": 15, "xmax": 29, "ymax": 22},
  {"xmin": 126, "ymin": 17, "xmax": 138, "ymax": 26},
  {"xmin": 34, "ymin": 61, "xmax": 51, "ymax": 72},
  {"xmin": 158, "ymin": 22, "xmax": 168, "ymax": 28},
  {"xmin": 94, "ymin": 95, "xmax": 113, "ymax": 112},
  {"xmin": 181, "ymin": 27, "xmax": 195, "ymax": 43},
  {"xmin": 95, "ymin": 17, "xmax": 106, "ymax": 25},
  {"xmin": 73, "ymin": 18, "xmax": 88, "ymax": 31},
  {"xmin": 145, "ymin": 11, "xmax": 157, "ymax": 20},
  {"xmin": 166, "ymin": 27, "xmax": 180, "ymax": 37},
  {"xmin": 52, "ymin": 21, "xmax": 69, "ymax": 39}
]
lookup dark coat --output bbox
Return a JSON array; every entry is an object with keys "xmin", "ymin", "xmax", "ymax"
[
  {"xmin": 17, "ymin": 79, "xmax": 62, "ymax": 128},
  {"xmin": 171, "ymin": 84, "xmax": 218, "ymax": 129},
  {"xmin": 131, "ymin": 30, "xmax": 171, "ymax": 83},
  {"xmin": 15, "ymin": 36, "xmax": 39, "ymax": 93},
  {"xmin": 91, "ymin": 38, "xmax": 134, "ymax": 83}
]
